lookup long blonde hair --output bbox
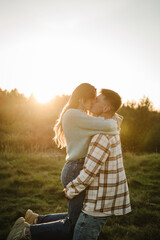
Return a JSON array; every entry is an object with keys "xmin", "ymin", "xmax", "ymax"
[{"xmin": 54, "ymin": 83, "xmax": 96, "ymax": 148}]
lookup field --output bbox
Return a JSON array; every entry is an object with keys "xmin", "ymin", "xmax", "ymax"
[{"xmin": 0, "ymin": 151, "xmax": 160, "ymax": 240}]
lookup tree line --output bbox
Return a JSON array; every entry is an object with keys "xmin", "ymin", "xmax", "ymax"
[{"xmin": 0, "ymin": 88, "xmax": 160, "ymax": 153}]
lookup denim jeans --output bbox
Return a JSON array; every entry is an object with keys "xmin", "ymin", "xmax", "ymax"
[
  {"xmin": 73, "ymin": 212, "xmax": 108, "ymax": 240},
  {"xmin": 30, "ymin": 213, "xmax": 71, "ymax": 240},
  {"xmin": 30, "ymin": 159, "xmax": 85, "ymax": 240},
  {"xmin": 61, "ymin": 158, "xmax": 85, "ymax": 226}
]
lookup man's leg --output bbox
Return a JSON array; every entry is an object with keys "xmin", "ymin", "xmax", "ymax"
[{"xmin": 73, "ymin": 212, "xmax": 108, "ymax": 240}]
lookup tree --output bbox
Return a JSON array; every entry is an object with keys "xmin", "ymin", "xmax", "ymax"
[
  {"xmin": 138, "ymin": 96, "xmax": 153, "ymax": 111},
  {"xmin": 143, "ymin": 123, "xmax": 160, "ymax": 152}
]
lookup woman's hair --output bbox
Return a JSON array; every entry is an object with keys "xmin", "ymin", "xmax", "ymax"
[{"xmin": 54, "ymin": 83, "xmax": 96, "ymax": 148}]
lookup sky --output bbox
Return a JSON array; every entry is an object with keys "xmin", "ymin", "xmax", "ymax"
[{"xmin": 0, "ymin": 0, "xmax": 160, "ymax": 109}]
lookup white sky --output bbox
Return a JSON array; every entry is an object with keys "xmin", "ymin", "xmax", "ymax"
[{"xmin": 0, "ymin": 0, "xmax": 160, "ymax": 109}]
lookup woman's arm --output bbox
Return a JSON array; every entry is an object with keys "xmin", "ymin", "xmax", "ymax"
[{"xmin": 63, "ymin": 109, "xmax": 118, "ymax": 132}]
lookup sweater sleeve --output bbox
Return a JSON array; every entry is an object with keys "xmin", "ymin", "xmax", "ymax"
[{"xmin": 63, "ymin": 109, "xmax": 118, "ymax": 132}]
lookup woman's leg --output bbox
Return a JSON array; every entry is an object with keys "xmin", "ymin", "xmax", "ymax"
[
  {"xmin": 61, "ymin": 159, "xmax": 85, "ymax": 227},
  {"xmin": 68, "ymin": 190, "xmax": 85, "ymax": 226},
  {"xmin": 61, "ymin": 158, "xmax": 85, "ymax": 188},
  {"xmin": 27, "ymin": 159, "xmax": 85, "ymax": 240},
  {"xmin": 38, "ymin": 213, "xmax": 68, "ymax": 224},
  {"xmin": 25, "ymin": 209, "xmax": 68, "ymax": 225},
  {"xmin": 30, "ymin": 217, "xmax": 72, "ymax": 240}
]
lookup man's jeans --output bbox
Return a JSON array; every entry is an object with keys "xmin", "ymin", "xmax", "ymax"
[
  {"xmin": 73, "ymin": 212, "xmax": 108, "ymax": 240},
  {"xmin": 30, "ymin": 159, "xmax": 85, "ymax": 240}
]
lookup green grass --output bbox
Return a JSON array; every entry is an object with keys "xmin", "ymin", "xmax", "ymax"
[{"xmin": 0, "ymin": 151, "xmax": 160, "ymax": 240}]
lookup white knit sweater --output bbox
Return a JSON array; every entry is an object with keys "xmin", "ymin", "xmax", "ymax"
[{"xmin": 62, "ymin": 109, "xmax": 119, "ymax": 161}]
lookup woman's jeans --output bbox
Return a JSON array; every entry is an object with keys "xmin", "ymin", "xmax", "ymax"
[
  {"xmin": 61, "ymin": 158, "xmax": 85, "ymax": 226},
  {"xmin": 30, "ymin": 158, "xmax": 85, "ymax": 240},
  {"xmin": 30, "ymin": 213, "xmax": 70, "ymax": 240}
]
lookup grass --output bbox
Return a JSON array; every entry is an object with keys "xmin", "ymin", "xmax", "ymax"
[{"xmin": 0, "ymin": 151, "xmax": 160, "ymax": 240}]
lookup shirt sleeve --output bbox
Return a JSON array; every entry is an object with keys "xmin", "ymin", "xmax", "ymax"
[
  {"xmin": 65, "ymin": 134, "xmax": 110, "ymax": 199},
  {"xmin": 63, "ymin": 109, "xmax": 118, "ymax": 133}
]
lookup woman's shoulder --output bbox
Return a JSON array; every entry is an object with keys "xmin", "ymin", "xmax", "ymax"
[
  {"xmin": 64, "ymin": 108, "xmax": 84, "ymax": 116},
  {"xmin": 63, "ymin": 109, "xmax": 84, "ymax": 121}
]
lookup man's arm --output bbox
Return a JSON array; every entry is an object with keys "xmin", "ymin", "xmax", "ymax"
[{"xmin": 64, "ymin": 134, "xmax": 110, "ymax": 199}]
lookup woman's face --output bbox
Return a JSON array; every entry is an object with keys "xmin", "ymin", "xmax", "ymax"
[{"xmin": 83, "ymin": 97, "xmax": 96, "ymax": 112}]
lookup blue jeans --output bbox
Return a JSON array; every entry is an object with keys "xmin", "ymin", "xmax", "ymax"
[
  {"xmin": 30, "ymin": 159, "xmax": 85, "ymax": 240},
  {"xmin": 30, "ymin": 213, "xmax": 71, "ymax": 240},
  {"xmin": 61, "ymin": 158, "xmax": 85, "ymax": 226},
  {"xmin": 73, "ymin": 212, "xmax": 108, "ymax": 240}
]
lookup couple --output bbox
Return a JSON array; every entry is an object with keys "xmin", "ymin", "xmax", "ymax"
[{"xmin": 7, "ymin": 83, "xmax": 131, "ymax": 240}]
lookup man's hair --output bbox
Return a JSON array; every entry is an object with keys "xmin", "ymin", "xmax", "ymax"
[{"xmin": 100, "ymin": 89, "xmax": 122, "ymax": 112}]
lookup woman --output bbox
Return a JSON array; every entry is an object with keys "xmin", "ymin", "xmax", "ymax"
[{"xmin": 7, "ymin": 83, "xmax": 118, "ymax": 240}]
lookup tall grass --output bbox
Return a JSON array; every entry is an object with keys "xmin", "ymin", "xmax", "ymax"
[{"xmin": 0, "ymin": 152, "xmax": 160, "ymax": 240}]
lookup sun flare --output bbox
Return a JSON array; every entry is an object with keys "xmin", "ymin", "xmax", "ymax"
[
  {"xmin": 34, "ymin": 92, "xmax": 54, "ymax": 103},
  {"xmin": 32, "ymin": 81, "xmax": 74, "ymax": 104}
]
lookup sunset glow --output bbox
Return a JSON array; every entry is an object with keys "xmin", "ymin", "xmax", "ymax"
[{"xmin": 0, "ymin": 0, "xmax": 160, "ymax": 109}]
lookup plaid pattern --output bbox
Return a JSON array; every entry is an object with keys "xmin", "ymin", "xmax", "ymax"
[{"xmin": 65, "ymin": 133, "xmax": 131, "ymax": 215}]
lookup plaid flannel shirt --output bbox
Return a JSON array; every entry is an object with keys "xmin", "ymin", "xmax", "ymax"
[{"xmin": 65, "ymin": 133, "xmax": 131, "ymax": 215}]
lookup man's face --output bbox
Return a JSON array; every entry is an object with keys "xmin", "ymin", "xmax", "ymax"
[{"xmin": 90, "ymin": 94, "xmax": 107, "ymax": 115}]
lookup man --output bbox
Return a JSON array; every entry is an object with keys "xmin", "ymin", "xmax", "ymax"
[{"xmin": 64, "ymin": 89, "xmax": 131, "ymax": 240}]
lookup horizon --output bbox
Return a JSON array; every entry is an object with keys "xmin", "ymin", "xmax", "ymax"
[{"xmin": 0, "ymin": 86, "xmax": 159, "ymax": 112}]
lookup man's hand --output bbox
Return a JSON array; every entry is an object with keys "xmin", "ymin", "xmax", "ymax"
[{"xmin": 63, "ymin": 188, "xmax": 72, "ymax": 200}]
